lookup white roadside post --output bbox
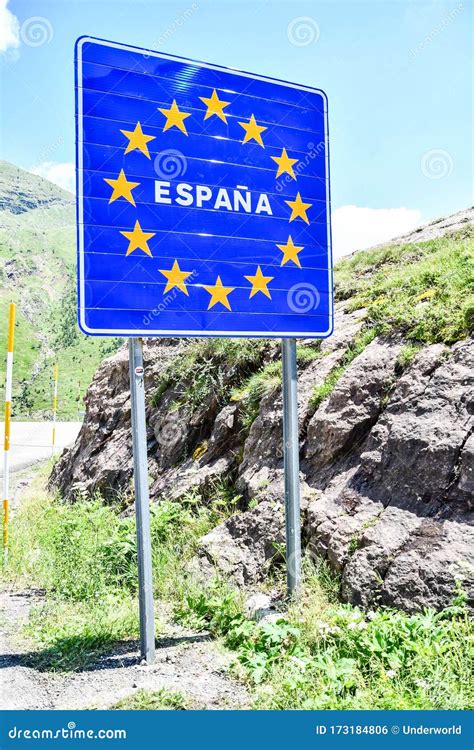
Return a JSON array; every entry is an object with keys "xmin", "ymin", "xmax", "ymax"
[
  {"xmin": 128, "ymin": 337, "xmax": 156, "ymax": 665},
  {"xmin": 281, "ymin": 337, "xmax": 302, "ymax": 596},
  {"xmin": 3, "ymin": 302, "xmax": 15, "ymax": 563},
  {"xmin": 51, "ymin": 364, "xmax": 58, "ymax": 454}
]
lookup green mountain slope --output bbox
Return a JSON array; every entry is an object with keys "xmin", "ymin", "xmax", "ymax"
[{"xmin": 0, "ymin": 161, "xmax": 120, "ymax": 419}]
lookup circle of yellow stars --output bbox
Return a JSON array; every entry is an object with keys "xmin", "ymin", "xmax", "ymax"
[{"xmin": 103, "ymin": 88, "xmax": 315, "ymax": 311}]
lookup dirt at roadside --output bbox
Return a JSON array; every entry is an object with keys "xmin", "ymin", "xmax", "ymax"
[{"xmin": 0, "ymin": 587, "xmax": 249, "ymax": 710}]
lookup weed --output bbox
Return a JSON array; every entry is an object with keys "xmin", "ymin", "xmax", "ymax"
[
  {"xmin": 296, "ymin": 343, "xmax": 322, "ymax": 364},
  {"xmin": 232, "ymin": 360, "xmax": 281, "ymax": 431},
  {"xmin": 309, "ymin": 328, "xmax": 377, "ymax": 410},
  {"xmin": 151, "ymin": 339, "xmax": 268, "ymax": 411},
  {"xmin": 172, "ymin": 555, "xmax": 472, "ymax": 707},
  {"xmin": 110, "ymin": 688, "xmax": 186, "ymax": 710},
  {"xmin": 25, "ymin": 595, "xmax": 140, "ymax": 672},
  {"xmin": 4, "ymin": 474, "xmax": 471, "ymax": 707},
  {"xmin": 348, "ymin": 536, "xmax": 361, "ymax": 555},
  {"xmin": 2, "ymin": 477, "xmax": 235, "ymax": 671},
  {"xmin": 395, "ymin": 343, "xmax": 422, "ymax": 373},
  {"xmin": 335, "ymin": 229, "xmax": 474, "ymax": 344},
  {"xmin": 309, "ymin": 366, "xmax": 344, "ymax": 410}
]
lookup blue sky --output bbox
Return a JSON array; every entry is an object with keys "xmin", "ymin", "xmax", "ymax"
[{"xmin": 0, "ymin": 0, "xmax": 472, "ymax": 255}]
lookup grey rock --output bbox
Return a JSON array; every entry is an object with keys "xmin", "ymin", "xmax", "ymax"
[
  {"xmin": 50, "ymin": 340, "xmax": 175, "ymax": 500},
  {"xmin": 306, "ymin": 337, "xmax": 403, "ymax": 470},
  {"xmin": 194, "ymin": 499, "xmax": 286, "ymax": 586},
  {"xmin": 245, "ymin": 593, "xmax": 274, "ymax": 621},
  {"xmin": 150, "ymin": 456, "xmax": 233, "ymax": 502},
  {"xmin": 380, "ymin": 519, "xmax": 474, "ymax": 612},
  {"xmin": 49, "ymin": 280, "xmax": 474, "ymax": 614},
  {"xmin": 202, "ymin": 403, "xmax": 242, "ymax": 465},
  {"xmin": 306, "ymin": 340, "xmax": 474, "ymax": 612},
  {"xmin": 355, "ymin": 340, "xmax": 473, "ymax": 513},
  {"xmin": 340, "ymin": 507, "xmax": 423, "ymax": 607},
  {"xmin": 237, "ymin": 303, "xmax": 366, "ymax": 497},
  {"xmin": 457, "ymin": 433, "xmax": 474, "ymax": 506}
]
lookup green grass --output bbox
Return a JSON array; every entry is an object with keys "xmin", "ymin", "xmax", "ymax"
[
  {"xmin": 1, "ymin": 468, "xmax": 237, "ymax": 671},
  {"xmin": 3, "ymin": 471, "xmax": 472, "ymax": 707},
  {"xmin": 231, "ymin": 360, "xmax": 281, "ymax": 431},
  {"xmin": 0, "ymin": 300, "xmax": 119, "ymax": 421},
  {"xmin": 250, "ymin": 566, "xmax": 473, "ymax": 710},
  {"xmin": 110, "ymin": 688, "xmax": 187, "ymax": 710},
  {"xmin": 0, "ymin": 283, "xmax": 121, "ymax": 420},
  {"xmin": 152, "ymin": 338, "xmax": 269, "ymax": 412},
  {"xmin": 229, "ymin": 343, "xmax": 321, "ymax": 432},
  {"xmin": 25, "ymin": 595, "xmax": 140, "ymax": 672},
  {"xmin": 335, "ymin": 227, "xmax": 474, "ymax": 344},
  {"xmin": 176, "ymin": 559, "xmax": 473, "ymax": 710}
]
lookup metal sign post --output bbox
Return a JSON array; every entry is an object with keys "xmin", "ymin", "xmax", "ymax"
[
  {"xmin": 128, "ymin": 337, "xmax": 155, "ymax": 665},
  {"xmin": 282, "ymin": 338, "xmax": 302, "ymax": 595},
  {"xmin": 75, "ymin": 37, "xmax": 332, "ymax": 631}
]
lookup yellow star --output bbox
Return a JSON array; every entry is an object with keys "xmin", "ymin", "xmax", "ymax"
[
  {"xmin": 120, "ymin": 220, "xmax": 156, "ymax": 257},
  {"xmin": 270, "ymin": 148, "xmax": 298, "ymax": 179},
  {"xmin": 285, "ymin": 192, "xmax": 312, "ymax": 224},
  {"xmin": 158, "ymin": 100, "xmax": 191, "ymax": 135},
  {"xmin": 199, "ymin": 89, "xmax": 230, "ymax": 123},
  {"xmin": 238, "ymin": 114, "xmax": 267, "ymax": 147},
  {"xmin": 158, "ymin": 260, "xmax": 193, "ymax": 295},
  {"xmin": 244, "ymin": 265, "xmax": 274, "ymax": 299},
  {"xmin": 203, "ymin": 276, "xmax": 235, "ymax": 310},
  {"xmin": 276, "ymin": 236, "xmax": 304, "ymax": 268},
  {"xmin": 120, "ymin": 121, "xmax": 156, "ymax": 159},
  {"xmin": 103, "ymin": 169, "xmax": 140, "ymax": 205}
]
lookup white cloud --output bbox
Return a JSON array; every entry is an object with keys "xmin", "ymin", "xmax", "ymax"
[
  {"xmin": 29, "ymin": 161, "xmax": 75, "ymax": 194},
  {"xmin": 331, "ymin": 205, "xmax": 423, "ymax": 259},
  {"xmin": 0, "ymin": 0, "xmax": 19, "ymax": 53}
]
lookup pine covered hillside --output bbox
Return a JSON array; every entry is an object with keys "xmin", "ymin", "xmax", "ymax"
[{"xmin": 0, "ymin": 161, "xmax": 119, "ymax": 419}]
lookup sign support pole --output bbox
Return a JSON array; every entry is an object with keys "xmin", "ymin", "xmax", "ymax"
[
  {"xmin": 281, "ymin": 337, "xmax": 302, "ymax": 596},
  {"xmin": 3, "ymin": 302, "xmax": 15, "ymax": 565},
  {"xmin": 128, "ymin": 337, "xmax": 156, "ymax": 665}
]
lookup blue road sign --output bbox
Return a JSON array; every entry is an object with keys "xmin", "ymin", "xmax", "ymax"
[{"xmin": 75, "ymin": 37, "xmax": 332, "ymax": 338}]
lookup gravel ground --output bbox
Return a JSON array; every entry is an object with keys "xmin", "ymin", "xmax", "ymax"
[
  {"xmin": 0, "ymin": 587, "xmax": 250, "ymax": 710},
  {"xmin": 0, "ymin": 465, "xmax": 249, "ymax": 711}
]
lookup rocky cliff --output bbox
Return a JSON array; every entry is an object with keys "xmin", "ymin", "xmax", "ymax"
[{"xmin": 50, "ymin": 213, "xmax": 474, "ymax": 613}]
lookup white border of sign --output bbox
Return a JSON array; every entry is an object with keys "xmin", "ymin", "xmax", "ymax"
[{"xmin": 76, "ymin": 36, "xmax": 333, "ymax": 338}]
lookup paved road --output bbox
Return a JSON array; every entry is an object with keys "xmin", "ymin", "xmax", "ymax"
[{"xmin": 0, "ymin": 422, "xmax": 82, "ymax": 475}]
